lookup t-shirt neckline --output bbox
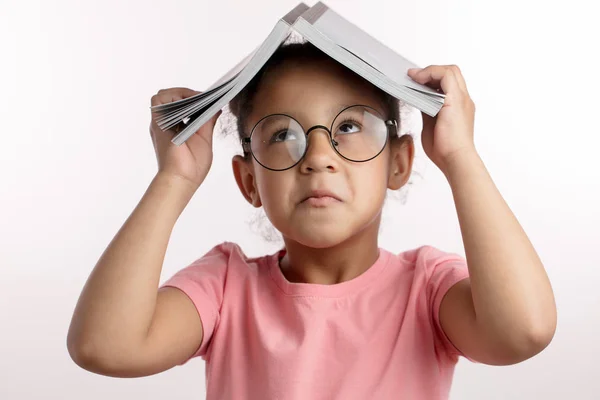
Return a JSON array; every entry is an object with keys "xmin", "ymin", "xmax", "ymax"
[{"xmin": 267, "ymin": 247, "xmax": 391, "ymax": 298}]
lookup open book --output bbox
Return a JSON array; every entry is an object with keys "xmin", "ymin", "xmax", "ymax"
[{"xmin": 150, "ymin": 1, "xmax": 444, "ymax": 146}]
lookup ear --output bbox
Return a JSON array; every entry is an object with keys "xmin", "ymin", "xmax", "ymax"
[
  {"xmin": 387, "ymin": 135, "xmax": 414, "ymax": 190},
  {"xmin": 232, "ymin": 154, "xmax": 262, "ymax": 207}
]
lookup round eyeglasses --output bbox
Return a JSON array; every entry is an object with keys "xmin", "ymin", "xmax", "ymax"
[{"xmin": 241, "ymin": 104, "xmax": 398, "ymax": 171}]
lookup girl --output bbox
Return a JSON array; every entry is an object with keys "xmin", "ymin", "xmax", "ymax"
[{"xmin": 67, "ymin": 42, "xmax": 557, "ymax": 399}]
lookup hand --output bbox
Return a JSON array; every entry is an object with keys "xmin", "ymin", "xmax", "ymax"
[
  {"xmin": 149, "ymin": 88, "xmax": 221, "ymax": 189},
  {"xmin": 407, "ymin": 65, "xmax": 476, "ymax": 174}
]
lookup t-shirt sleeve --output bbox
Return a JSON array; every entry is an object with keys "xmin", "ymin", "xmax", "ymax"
[
  {"xmin": 423, "ymin": 246, "xmax": 471, "ymax": 361},
  {"xmin": 159, "ymin": 242, "xmax": 232, "ymax": 363}
]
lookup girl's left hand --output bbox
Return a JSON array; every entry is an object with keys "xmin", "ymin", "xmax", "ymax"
[{"xmin": 407, "ymin": 65, "xmax": 476, "ymax": 174}]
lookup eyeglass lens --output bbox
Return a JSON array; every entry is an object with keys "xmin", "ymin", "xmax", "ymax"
[{"xmin": 249, "ymin": 106, "xmax": 389, "ymax": 170}]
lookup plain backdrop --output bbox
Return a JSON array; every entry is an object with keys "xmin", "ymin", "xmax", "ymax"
[{"xmin": 1, "ymin": 0, "xmax": 599, "ymax": 398}]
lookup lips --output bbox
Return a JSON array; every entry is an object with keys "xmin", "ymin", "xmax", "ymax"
[{"xmin": 301, "ymin": 189, "xmax": 342, "ymax": 205}]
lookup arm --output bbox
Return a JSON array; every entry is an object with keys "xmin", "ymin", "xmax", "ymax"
[
  {"xmin": 407, "ymin": 65, "xmax": 557, "ymax": 365},
  {"xmin": 439, "ymin": 150, "xmax": 556, "ymax": 365},
  {"xmin": 67, "ymin": 172, "xmax": 204, "ymax": 377},
  {"xmin": 68, "ymin": 88, "xmax": 221, "ymax": 376}
]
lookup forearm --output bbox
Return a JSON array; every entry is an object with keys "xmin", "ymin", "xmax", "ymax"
[
  {"xmin": 68, "ymin": 172, "xmax": 197, "ymax": 356},
  {"xmin": 444, "ymin": 149, "xmax": 556, "ymax": 350}
]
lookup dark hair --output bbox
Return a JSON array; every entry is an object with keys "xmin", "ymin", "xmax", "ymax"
[{"xmin": 229, "ymin": 41, "xmax": 407, "ymax": 159}]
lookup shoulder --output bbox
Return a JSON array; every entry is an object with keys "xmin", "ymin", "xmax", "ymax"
[
  {"xmin": 383, "ymin": 245, "xmax": 469, "ymax": 293},
  {"xmin": 163, "ymin": 241, "xmax": 265, "ymax": 282},
  {"xmin": 183, "ymin": 241, "xmax": 269, "ymax": 272},
  {"xmin": 390, "ymin": 245, "xmax": 467, "ymax": 274},
  {"xmin": 159, "ymin": 241, "xmax": 278, "ymax": 314}
]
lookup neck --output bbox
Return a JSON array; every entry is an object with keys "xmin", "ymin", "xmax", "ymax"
[{"xmin": 278, "ymin": 216, "xmax": 381, "ymax": 285}]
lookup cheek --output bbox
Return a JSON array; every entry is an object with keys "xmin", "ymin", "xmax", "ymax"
[
  {"xmin": 255, "ymin": 171, "xmax": 294, "ymax": 212},
  {"xmin": 349, "ymin": 162, "xmax": 389, "ymax": 206},
  {"xmin": 255, "ymin": 173, "xmax": 298, "ymax": 235}
]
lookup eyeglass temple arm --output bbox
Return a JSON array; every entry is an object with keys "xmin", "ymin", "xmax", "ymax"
[
  {"xmin": 386, "ymin": 119, "xmax": 398, "ymax": 137},
  {"xmin": 241, "ymin": 137, "xmax": 251, "ymax": 153}
]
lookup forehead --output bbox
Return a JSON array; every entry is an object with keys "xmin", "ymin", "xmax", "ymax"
[{"xmin": 248, "ymin": 59, "xmax": 387, "ymax": 125}]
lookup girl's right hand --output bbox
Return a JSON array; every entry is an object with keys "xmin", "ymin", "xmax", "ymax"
[{"xmin": 149, "ymin": 87, "xmax": 222, "ymax": 189}]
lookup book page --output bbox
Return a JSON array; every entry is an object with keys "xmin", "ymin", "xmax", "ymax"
[
  {"xmin": 206, "ymin": 46, "xmax": 258, "ymax": 91},
  {"xmin": 306, "ymin": 2, "xmax": 439, "ymax": 96},
  {"xmin": 206, "ymin": 3, "xmax": 308, "ymax": 91}
]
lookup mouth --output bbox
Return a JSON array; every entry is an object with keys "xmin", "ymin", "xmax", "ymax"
[{"xmin": 301, "ymin": 190, "xmax": 342, "ymax": 207}]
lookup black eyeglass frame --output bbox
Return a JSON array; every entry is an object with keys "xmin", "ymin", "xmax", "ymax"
[{"xmin": 240, "ymin": 104, "xmax": 398, "ymax": 172}]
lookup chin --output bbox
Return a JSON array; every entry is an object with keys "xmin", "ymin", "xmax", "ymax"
[
  {"xmin": 267, "ymin": 205, "xmax": 381, "ymax": 249},
  {"xmin": 283, "ymin": 221, "xmax": 357, "ymax": 249},
  {"xmin": 294, "ymin": 234, "xmax": 348, "ymax": 249}
]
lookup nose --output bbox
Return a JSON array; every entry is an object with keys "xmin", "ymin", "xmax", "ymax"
[{"xmin": 299, "ymin": 126, "xmax": 339, "ymax": 173}]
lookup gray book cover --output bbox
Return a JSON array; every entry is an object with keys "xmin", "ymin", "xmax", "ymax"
[
  {"xmin": 151, "ymin": 1, "xmax": 444, "ymax": 146},
  {"xmin": 293, "ymin": 2, "xmax": 444, "ymax": 117},
  {"xmin": 151, "ymin": 2, "xmax": 309, "ymax": 145}
]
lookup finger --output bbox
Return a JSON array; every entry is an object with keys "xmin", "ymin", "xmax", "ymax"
[
  {"xmin": 448, "ymin": 66, "xmax": 468, "ymax": 94},
  {"xmin": 407, "ymin": 65, "xmax": 458, "ymax": 92},
  {"xmin": 185, "ymin": 110, "xmax": 222, "ymax": 153},
  {"xmin": 150, "ymin": 88, "xmax": 203, "ymax": 136},
  {"xmin": 157, "ymin": 87, "xmax": 199, "ymax": 98},
  {"xmin": 170, "ymin": 87, "xmax": 201, "ymax": 102},
  {"xmin": 151, "ymin": 87, "xmax": 201, "ymax": 106},
  {"xmin": 152, "ymin": 120, "xmax": 175, "ymax": 150},
  {"xmin": 408, "ymin": 65, "xmax": 461, "ymax": 98},
  {"xmin": 420, "ymin": 114, "xmax": 434, "ymax": 151}
]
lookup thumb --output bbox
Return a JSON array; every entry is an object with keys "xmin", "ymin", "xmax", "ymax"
[
  {"xmin": 420, "ymin": 113, "xmax": 435, "ymax": 150},
  {"xmin": 185, "ymin": 110, "xmax": 222, "ymax": 152}
]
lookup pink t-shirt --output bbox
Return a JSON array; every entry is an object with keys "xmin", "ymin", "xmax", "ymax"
[{"xmin": 161, "ymin": 242, "xmax": 471, "ymax": 399}]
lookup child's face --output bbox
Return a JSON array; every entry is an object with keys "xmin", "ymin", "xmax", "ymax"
[{"xmin": 232, "ymin": 59, "xmax": 414, "ymax": 248}]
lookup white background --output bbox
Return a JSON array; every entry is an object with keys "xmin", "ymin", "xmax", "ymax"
[{"xmin": 2, "ymin": 0, "xmax": 599, "ymax": 398}]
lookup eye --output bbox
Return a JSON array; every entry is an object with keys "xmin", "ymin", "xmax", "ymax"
[
  {"xmin": 270, "ymin": 129, "xmax": 301, "ymax": 143},
  {"xmin": 336, "ymin": 120, "xmax": 361, "ymax": 135}
]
